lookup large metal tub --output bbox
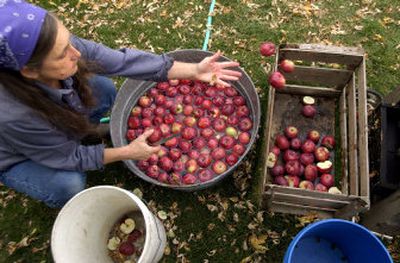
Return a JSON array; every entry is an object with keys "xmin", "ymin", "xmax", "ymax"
[{"xmin": 110, "ymin": 49, "xmax": 260, "ymax": 191}]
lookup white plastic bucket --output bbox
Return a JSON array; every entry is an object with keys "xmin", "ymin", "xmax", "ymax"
[{"xmin": 51, "ymin": 185, "xmax": 166, "ymax": 263}]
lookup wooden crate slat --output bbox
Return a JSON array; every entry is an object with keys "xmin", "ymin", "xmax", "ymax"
[
  {"xmin": 269, "ymin": 202, "xmax": 333, "ymax": 218},
  {"xmin": 278, "ymin": 84, "xmax": 342, "ymax": 97},
  {"xmin": 264, "ymin": 191, "xmax": 351, "ymax": 209},
  {"xmin": 339, "ymin": 88, "xmax": 349, "ymax": 195},
  {"xmin": 264, "ymin": 184, "xmax": 354, "ymax": 202},
  {"xmin": 347, "ymin": 74, "xmax": 359, "ymax": 196},
  {"xmin": 357, "ymin": 58, "xmax": 370, "ymax": 201},
  {"xmin": 282, "ymin": 66, "xmax": 353, "ymax": 88},
  {"xmin": 279, "ymin": 44, "xmax": 364, "ymax": 66}
]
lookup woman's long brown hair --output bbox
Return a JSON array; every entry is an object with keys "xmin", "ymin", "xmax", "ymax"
[{"xmin": 0, "ymin": 13, "xmax": 98, "ymax": 138}]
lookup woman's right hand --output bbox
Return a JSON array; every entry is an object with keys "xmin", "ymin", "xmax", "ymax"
[{"xmin": 124, "ymin": 129, "xmax": 161, "ymax": 160}]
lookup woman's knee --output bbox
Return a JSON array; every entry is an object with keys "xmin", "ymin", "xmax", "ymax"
[{"xmin": 47, "ymin": 171, "xmax": 87, "ymax": 208}]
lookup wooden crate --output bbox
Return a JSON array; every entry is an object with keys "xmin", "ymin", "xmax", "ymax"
[{"xmin": 259, "ymin": 44, "xmax": 369, "ymax": 219}]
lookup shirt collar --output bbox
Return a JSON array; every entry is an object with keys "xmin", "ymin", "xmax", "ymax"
[{"xmin": 35, "ymin": 77, "xmax": 74, "ymax": 104}]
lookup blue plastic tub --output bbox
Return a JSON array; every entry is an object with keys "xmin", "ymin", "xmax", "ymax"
[{"xmin": 284, "ymin": 219, "xmax": 393, "ymax": 263}]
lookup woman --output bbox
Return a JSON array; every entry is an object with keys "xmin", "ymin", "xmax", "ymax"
[{"xmin": 0, "ymin": 1, "xmax": 242, "ymax": 208}]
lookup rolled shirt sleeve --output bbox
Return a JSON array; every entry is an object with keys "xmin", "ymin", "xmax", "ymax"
[
  {"xmin": 1, "ymin": 118, "xmax": 104, "ymax": 172},
  {"xmin": 71, "ymin": 36, "xmax": 174, "ymax": 82}
]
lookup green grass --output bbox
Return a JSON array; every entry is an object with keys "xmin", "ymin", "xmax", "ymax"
[{"xmin": 1, "ymin": 0, "xmax": 400, "ymax": 262}]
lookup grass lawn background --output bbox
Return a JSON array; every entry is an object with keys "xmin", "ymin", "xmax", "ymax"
[{"xmin": 0, "ymin": 0, "xmax": 399, "ymax": 262}]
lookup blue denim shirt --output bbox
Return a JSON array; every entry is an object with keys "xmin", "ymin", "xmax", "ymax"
[{"xmin": 0, "ymin": 36, "xmax": 174, "ymax": 172}]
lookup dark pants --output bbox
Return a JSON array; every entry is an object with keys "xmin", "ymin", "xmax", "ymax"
[{"xmin": 0, "ymin": 75, "xmax": 116, "ymax": 208}]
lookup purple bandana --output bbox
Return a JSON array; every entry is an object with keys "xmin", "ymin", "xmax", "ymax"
[{"xmin": 0, "ymin": 0, "xmax": 47, "ymax": 70}]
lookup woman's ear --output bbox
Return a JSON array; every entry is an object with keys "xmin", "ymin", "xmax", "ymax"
[{"xmin": 20, "ymin": 66, "xmax": 39, "ymax": 79}]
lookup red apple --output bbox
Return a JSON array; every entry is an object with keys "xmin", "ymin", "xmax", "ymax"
[
  {"xmin": 314, "ymin": 147, "xmax": 330, "ymax": 162},
  {"xmin": 178, "ymin": 140, "xmax": 192, "ymax": 153},
  {"xmin": 321, "ymin": 135, "xmax": 336, "ymax": 150},
  {"xmin": 213, "ymin": 118, "xmax": 227, "ymax": 132},
  {"xmin": 302, "ymin": 105, "xmax": 317, "ymax": 118},
  {"xmin": 300, "ymin": 153, "xmax": 315, "ymax": 166},
  {"xmin": 185, "ymin": 159, "xmax": 199, "ymax": 173},
  {"xmin": 285, "ymin": 160, "xmax": 301, "ymax": 176},
  {"xmin": 182, "ymin": 173, "xmax": 197, "ymax": 184},
  {"xmin": 193, "ymin": 108, "xmax": 204, "ymax": 118},
  {"xmin": 146, "ymin": 164, "xmax": 160, "ymax": 178},
  {"xmin": 315, "ymin": 183, "xmax": 328, "ymax": 192},
  {"xmin": 148, "ymin": 128, "xmax": 162, "ymax": 143},
  {"xmin": 304, "ymin": 164, "xmax": 318, "ymax": 181},
  {"xmin": 179, "ymin": 84, "xmax": 191, "ymax": 95},
  {"xmin": 236, "ymin": 105, "xmax": 250, "ymax": 117},
  {"xmin": 233, "ymin": 96, "xmax": 246, "ymax": 106},
  {"xmin": 171, "ymin": 122, "xmax": 183, "ymax": 133},
  {"xmin": 126, "ymin": 129, "xmax": 136, "ymax": 141},
  {"xmin": 299, "ymin": 180, "xmax": 315, "ymax": 190},
  {"xmin": 193, "ymin": 137, "xmax": 207, "ymax": 149},
  {"xmin": 213, "ymin": 95, "xmax": 225, "ymax": 107},
  {"xmin": 159, "ymin": 123, "xmax": 171, "ymax": 137},
  {"xmin": 205, "ymin": 87, "xmax": 217, "ymax": 97},
  {"xmin": 270, "ymin": 164, "xmax": 285, "ymax": 177},
  {"xmin": 274, "ymin": 175, "xmax": 288, "ymax": 186},
  {"xmin": 173, "ymin": 160, "xmax": 185, "ymax": 173},
  {"xmin": 168, "ymin": 148, "xmax": 182, "ymax": 161},
  {"xmin": 197, "ymin": 154, "xmax": 212, "ymax": 168},
  {"xmin": 128, "ymin": 116, "xmax": 140, "ymax": 129},
  {"xmin": 170, "ymin": 103, "xmax": 183, "ymax": 115},
  {"xmin": 183, "ymin": 94, "xmax": 193, "ymax": 105},
  {"xmin": 271, "ymin": 146, "xmax": 281, "ymax": 156},
  {"xmin": 141, "ymin": 108, "xmax": 153, "ymax": 118},
  {"xmin": 199, "ymin": 169, "xmax": 213, "ymax": 182},
  {"xmin": 286, "ymin": 175, "xmax": 300, "ymax": 188},
  {"xmin": 159, "ymin": 156, "xmax": 173, "ymax": 171},
  {"xmin": 202, "ymin": 99, "xmax": 213, "ymax": 110},
  {"xmin": 307, "ymin": 130, "xmax": 320, "ymax": 143},
  {"xmin": 320, "ymin": 173, "xmax": 335, "ymax": 188},
  {"xmin": 211, "ymin": 147, "xmax": 226, "ymax": 160},
  {"xmin": 138, "ymin": 96, "xmax": 152, "ymax": 107},
  {"xmin": 183, "ymin": 105, "xmax": 194, "ymax": 116},
  {"xmin": 238, "ymin": 117, "xmax": 253, "ymax": 132},
  {"xmin": 219, "ymin": 135, "xmax": 236, "ymax": 149},
  {"xmin": 212, "ymin": 160, "xmax": 227, "ymax": 174},
  {"xmin": 290, "ymin": 138, "xmax": 302, "ymax": 150},
  {"xmin": 131, "ymin": 106, "xmax": 142, "ymax": 117},
  {"xmin": 275, "ymin": 134, "xmax": 290, "ymax": 150},
  {"xmin": 201, "ymin": 128, "xmax": 214, "ymax": 138},
  {"xmin": 284, "ymin": 126, "xmax": 298, "ymax": 139},
  {"xmin": 188, "ymin": 150, "xmax": 200, "ymax": 160},
  {"xmin": 238, "ymin": 132, "xmax": 251, "ymax": 144},
  {"xmin": 225, "ymin": 154, "xmax": 239, "ymax": 166},
  {"xmin": 183, "ymin": 116, "xmax": 196, "ymax": 127},
  {"xmin": 259, "ymin": 41, "xmax": 275, "ymax": 57},
  {"xmin": 221, "ymin": 104, "xmax": 235, "ymax": 116},
  {"xmin": 119, "ymin": 242, "xmax": 135, "ymax": 256},
  {"xmin": 227, "ymin": 115, "xmax": 239, "ymax": 126},
  {"xmin": 164, "ymin": 137, "xmax": 179, "ymax": 148},
  {"xmin": 269, "ymin": 71, "xmax": 286, "ymax": 89},
  {"xmin": 152, "ymin": 116, "xmax": 163, "ymax": 126},
  {"xmin": 224, "ymin": 87, "xmax": 238, "ymax": 97},
  {"xmin": 137, "ymin": 160, "xmax": 149, "ymax": 171},
  {"xmin": 163, "ymin": 113, "xmax": 175, "ymax": 125},
  {"xmin": 157, "ymin": 82, "xmax": 169, "ymax": 90},
  {"xmin": 207, "ymin": 137, "xmax": 219, "ymax": 149},
  {"xmin": 233, "ymin": 144, "xmax": 246, "ymax": 155},
  {"xmin": 147, "ymin": 153, "xmax": 159, "ymax": 165},
  {"xmin": 181, "ymin": 127, "xmax": 197, "ymax": 140},
  {"xmin": 168, "ymin": 79, "xmax": 179, "ymax": 86},
  {"xmin": 198, "ymin": 117, "xmax": 212, "ymax": 129},
  {"xmin": 279, "ymin": 59, "xmax": 295, "ymax": 73},
  {"xmin": 283, "ymin": 149, "xmax": 299, "ymax": 162},
  {"xmin": 301, "ymin": 140, "xmax": 316, "ymax": 153}
]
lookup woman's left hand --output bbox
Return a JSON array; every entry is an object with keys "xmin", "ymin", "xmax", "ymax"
[{"xmin": 195, "ymin": 50, "xmax": 242, "ymax": 87}]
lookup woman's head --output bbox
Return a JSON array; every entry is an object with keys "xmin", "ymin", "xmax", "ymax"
[{"xmin": 21, "ymin": 14, "xmax": 82, "ymax": 85}]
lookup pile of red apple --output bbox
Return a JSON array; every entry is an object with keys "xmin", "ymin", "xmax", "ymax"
[
  {"xmin": 268, "ymin": 126, "xmax": 339, "ymax": 193},
  {"xmin": 126, "ymin": 79, "xmax": 253, "ymax": 186}
]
